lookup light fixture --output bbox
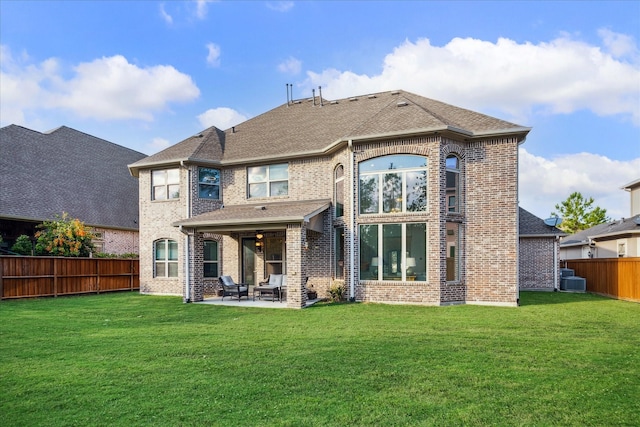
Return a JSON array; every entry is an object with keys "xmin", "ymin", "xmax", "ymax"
[
  {"xmin": 406, "ymin": 257, "xmax": 416, "ymax": 275},
  {"xmin": 256, "ymin": 232, "xmax": 264, "ymax": 240},
  {"xmin": 371, "ymin": 257, "xmax": 379, "ymax": 276}
]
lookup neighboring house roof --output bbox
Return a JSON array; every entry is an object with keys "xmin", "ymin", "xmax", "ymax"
[
  {"xmin": 0, "ymin": 124, "xmax": 146, "ymax": 230},
  {"xmin": 560, "ymin": 214, "xmax": 640, "ymax": 247},
  {"xmin": 129, "ymin": 90, "xmax": 530, "ymax": 175},
  {"xmin": 519, "ymin": 207, "xmax": 565, "ymax": 237},
  {"xmin": 174, "ymin": 199, "xmax": 331, "ymax": 233},
  {"xmin": 621, "ymin": 178, "xmax": 640, "ymax": 190}
]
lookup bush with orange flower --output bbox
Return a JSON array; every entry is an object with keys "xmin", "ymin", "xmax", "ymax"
[{"xmin": 35, "ymin": 213, "xmax": 95, "ymax": 257}]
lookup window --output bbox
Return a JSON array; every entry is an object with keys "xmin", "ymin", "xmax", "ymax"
[
  {"xmin": 248, "ymin": 164, "xmax": 289, "ymax": 198},
  {"xmin": 446, "ymin": 155, "xmax": 460, "ymax": 213},
  {"xmin": 265, "ymin": 237, "xmax": 285, "ymax": 276},
  {"xmin": 203, "ymin": 240, "xmax": 219, "ymax": 277},
  {"xmin": 446, "ymin": 223, "xmax": 459, "ymax": 281},
  {"xmin": 335, "ymin": 227, "xmax": 345, "ymax": 279},
  {"xmin": 359, "ymin": 223, "xmax": 426, "ymax": 281},
  {"xmin": 335, "ymin": 165, "xmax": 344, "ymax": 218},
  {"xmin": 199, "ymin": 168, "xmax": 220, "ymax": 199},
  {"xmin": 154, "ymin": 239, "xmax": 178, "ymax": 278},
  {"xmin": 359, "ymin": 155, "xmax": 427, "ymax": 214},
  {"xmin": 152, "ymin": 169, "xmax": 180, "ymax": 200},
  {"xmin": 617, "ymin": 240, "xmax": 627, "ymax": 258}
]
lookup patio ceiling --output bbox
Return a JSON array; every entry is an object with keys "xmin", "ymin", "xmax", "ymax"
[{"xmin": 173, "ymin": 199, "xmax": 331, "ymax": 234}]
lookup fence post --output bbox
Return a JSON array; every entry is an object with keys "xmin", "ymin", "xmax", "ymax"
[
  {"xmin": 0, "ymin": 258, "xmax": 4, "ymax": 300},
  {"xmin": 96, "ymin": 258, "xmax": 100, "ymax": 294},
  {"xmin": 53, "ymin": 257, "xmax": 58, "ymax": 298}
]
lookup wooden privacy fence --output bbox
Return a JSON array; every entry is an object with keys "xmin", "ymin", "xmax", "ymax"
[
  {"xmin": 565, "ymin": 257, "xmax": 639, "ymax": 303},
  {"xmin": 0, "ymin": 256, "xmax": 139, "ymax": 299}
]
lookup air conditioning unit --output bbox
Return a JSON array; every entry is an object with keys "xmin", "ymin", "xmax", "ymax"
[
  {"xmin": 560, "ymin": 277, "xmax": 586, "ymax": 292},
  {"xmin": 559, "ymin": 268, "xmax": 575, "ymax": 278}
]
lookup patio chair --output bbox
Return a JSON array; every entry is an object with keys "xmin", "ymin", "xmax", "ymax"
[
  {"xmin": 218, "ymin": 276, "xmax": 249, "ymax": 301},
  {"xmin": 253, "ymin": 274, "xmax": 283, "ymax": 301}
]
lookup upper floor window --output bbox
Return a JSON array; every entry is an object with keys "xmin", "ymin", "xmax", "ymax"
[
  {"xmin": 247, "ymin": 164, "xmax": 288, "ymax": 198},
  {"xmin": 446, "ymin": 155, "xmax": 460, "ymax": 213},
  {"xmin": 359, "ymin": 155, "xmax": 427, "ymax": 215},
  {"xmin": 199, "ymin": 167, "xmax": 220, "ymax": 199},
  {"xmin": 152, "ymin": 169, "xmax": 180, "ymax": 200},
  {"xmin": 154, "ymin": 239, "xmax": 178, "ymax": 278},
  {"xmin": 203, "ymin": 240, "xmax": 219, "ymax": 277},
  {"xmin": 335, "ymin": 165, "xmax": 344, "ymax": 218}
]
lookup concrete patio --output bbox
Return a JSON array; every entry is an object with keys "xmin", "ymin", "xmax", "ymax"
[{"xmin": 197, "ymin": 296, "xmax": 321, "ymax": 309}]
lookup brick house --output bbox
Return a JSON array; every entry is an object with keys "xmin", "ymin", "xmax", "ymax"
[
  {"xmin": 128, "ymin": 90, "xmax": 531, "ymax": 307},
  {"xmin": 518, "ymin": 207, "xmax": 565, "ymax": 290},
  {"xmin": 0, "ymin": 125, "xmax": 145, "ymax": 254}
]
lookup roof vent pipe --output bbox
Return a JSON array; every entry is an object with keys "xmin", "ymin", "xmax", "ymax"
[
  {"xmin": 286, "ymin": 83, "xmax": 290, "ymax": 106},
  {"xmin": 319, "ymin": 86, "xmax": 324, "ymax": 106},
  {"xmin": 312, "ymin": 89, "xmax": 316, "ymax": 106}
]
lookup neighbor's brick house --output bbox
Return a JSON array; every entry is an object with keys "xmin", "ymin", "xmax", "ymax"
[
  {"xmin": 0, "ymin": 125, "xmax": 145, "ymax": 255},
  {"xmin": 129, "ymin": 90, "xmax": 531, "ymax": 307},
  {"xmin": 518, "ymin": 208, "xmax": 565, "ymax": 290}
]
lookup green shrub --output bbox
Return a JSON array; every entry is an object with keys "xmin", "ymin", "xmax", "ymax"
[
  {"xmin": 328, "ymin": 282, "xmax": 345, "ymax": 302},
  {"xmin": 11, "ymin": 235, "xmax": 33, "ymax": 255}
]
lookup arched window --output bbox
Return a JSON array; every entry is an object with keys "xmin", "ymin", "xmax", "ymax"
[
  {"xmin": 358, "ymin": 154, "xmax": 427, "ymax": 214},
  {"xmin": 334, "ymin": 165, "xmax": 344, "ymax": 218},
  {"xmin": 446, "ymin": 155, "xmax": 460, "ymax": 213},
  {"xmin": 154, "ymin": 239, "xmax": 178, "ymax": 278}
]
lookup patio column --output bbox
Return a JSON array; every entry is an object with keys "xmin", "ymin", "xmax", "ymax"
[{"xmin": 286, "ymin": 224, "xmax": 306, "ymax": 308}]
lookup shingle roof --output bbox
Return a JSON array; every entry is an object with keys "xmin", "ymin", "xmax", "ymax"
[
  {"xmin": 174, "ymin": 199, "xmax": 331, "ymax": 231},
  {"xmin": 0, "ymin": 124, "xmax": 146, "ymax": 230},
  {"xmin": 560, "ymin": 214, "xmax": 640, "ymax": 246},
  {"xmin": 519, "ymin": 207, "xmax": 565, "ymax": 236},
  {"xmin": 130, "ymin": 90, "xmax": 530, "ymax": 174}
]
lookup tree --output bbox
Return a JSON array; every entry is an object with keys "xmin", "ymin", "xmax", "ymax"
[
  {"xmin": 11, "ymin": 235, "xmax": 33, "ymax": 255},
  {"xmin": 551, "ymin": 192, "xmax": 610, "ymax": 234},
  {"xmin": 34, "ymin": 213, "xmax": 95, "ymax": 257}
]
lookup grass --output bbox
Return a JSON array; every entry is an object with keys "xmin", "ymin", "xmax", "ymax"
[{"xmin": 1, "ymin": 292, "xmax": 638, "ymax": 426}]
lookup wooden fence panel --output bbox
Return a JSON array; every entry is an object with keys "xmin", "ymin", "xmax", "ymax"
[
  {"xmin": 1, "ymin": 256, "xmax": 139, "ymax": 299},
  {"xmin": 565, "ymin": 257, "xmax": 639, "ymax": 302}
]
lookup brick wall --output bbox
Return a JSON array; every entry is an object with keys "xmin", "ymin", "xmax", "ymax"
[
  {"xmin": 464, "ymin": 138, "xmax": 519, "ymax": 306},
  {"xmin": 94, "ymin": 228, "xmax": 139, "ymax": 255},
  {"xmin": 519, "ymin": 237, "xmax": 558, "ymax": 290},
  {"xmin": 138, "ymin": 168, "xmax": 188, "ymax": 296}
]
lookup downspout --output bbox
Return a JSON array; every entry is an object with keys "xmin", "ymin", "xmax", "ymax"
[
  {"xmin": 181, "ymin": 162, "xmax": 192, "ymax": 303},
  {"xmin": 348, "ymin": 139, "xmax": 356, "ymax": 302}
]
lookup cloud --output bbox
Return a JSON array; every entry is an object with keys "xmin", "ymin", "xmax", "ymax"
[
  {"xmin": 277, "ymin": 56, "xmax": 302, "ymax": 75},
  {"xmin": 147, "ymin": 137, "xmax": 171, "ymax": 154},
  {"xmin": 159, "ymin": 3, "xmax": 173, "ymax": 25},
  {"xmin": 303, "ymin": 31, "xmax": 640, "ymax": 125},
  {"xmin": 266, "ymin": 2, "xmax": 294, "ymax": 12},
  {"xmin": 195, "ymin": 0, "xmax": 215, "ymax": 20},
  {"xmin": 206, "ymin": 43, "xmax": 221, "ymax": 67},
  {"xmin": 0, "ymin": 47, "xmax": 200, "ymax": 124},
  {"xmin": 518, "ymin": 148, "xmax": 640, "ymax": 220},
  {"xmin": 197, "ymin": 107, "xmax": 248, "ymax": 130}
]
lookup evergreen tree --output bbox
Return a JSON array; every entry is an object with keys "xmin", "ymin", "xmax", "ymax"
[{"xmin": 551, "ymin": 192, "xmax": 610, "ymax": 234}]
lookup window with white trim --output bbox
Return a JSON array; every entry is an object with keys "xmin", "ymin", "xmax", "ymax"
[
  {"xmin": 203, "ymin": 240, "xmax": 219, "ymax": 277},
  {"xmin": 154, "ymin": 239, "xmax": 178, "ymax": 277},
  {"xmin": 359, "ymin": 223, "xmax": 427, "ymax": 282},
  {"xmin": 247, "ymin": 164, "xmax": 288, "ymax": 198},
  {"xmin": 152, "ymin": 169, "xmax": 180, "ymax": 200},
  {"xmin": 359, "ymin": 155, "xmax": 427, "ymax": 214}
]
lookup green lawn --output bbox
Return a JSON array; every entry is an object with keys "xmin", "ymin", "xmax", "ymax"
[{"xmin": 1, "ymin": 292, "xmax": 638, "ymax": 426}]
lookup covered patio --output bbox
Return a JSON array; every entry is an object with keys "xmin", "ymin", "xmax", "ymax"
[{"xmin": 175, "ymin": 199, "xmax": 332, "ymax": 308}]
